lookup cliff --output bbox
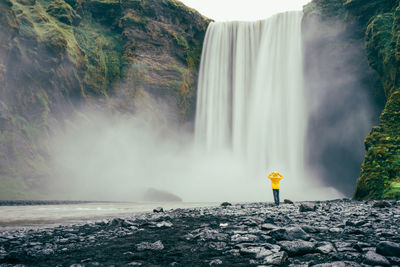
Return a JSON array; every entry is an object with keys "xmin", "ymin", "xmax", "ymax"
[
  {"xmin": 0, "ymin": 0, "xmax": 210, "ymax": 199},
  {"xmin": 304, "ymin": 0, "xmax": 400, "ymax": 199}
]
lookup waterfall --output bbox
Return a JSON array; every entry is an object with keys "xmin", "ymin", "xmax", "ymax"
[{"xmin": 195, "ymin": 11, "xmax": 307, "ymax": 187}]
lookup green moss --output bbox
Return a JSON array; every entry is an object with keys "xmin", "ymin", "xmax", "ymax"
[
  {"xmin": 119, "ymin": 12, "xmax": 149, "ymax": 28},
  {"xmin": 73, "ymin": 16, "xmax": 122, "ymax": 95},
  {"xmin": 46, "ymin": 0, "xmax": 81, "ymax": 26}
]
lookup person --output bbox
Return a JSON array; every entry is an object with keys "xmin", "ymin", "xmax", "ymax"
[{"xmin": 267, "ymin": 171, "xmax": 283, "ymax": 206}]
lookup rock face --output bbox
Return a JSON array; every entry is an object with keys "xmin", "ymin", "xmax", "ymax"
[{"xmin": 0, "ymin": 0, "xmax": 210, "ymax": 199}]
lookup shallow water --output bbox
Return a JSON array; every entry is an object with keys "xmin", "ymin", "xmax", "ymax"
[{"xmin": 0, "ymin": 202, "xmax": 218, "ymax": 229}]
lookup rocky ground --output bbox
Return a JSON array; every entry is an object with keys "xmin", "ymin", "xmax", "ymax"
[{"xmin": 0, "ymin": 199, "xmax": 400, "ymax": 266}]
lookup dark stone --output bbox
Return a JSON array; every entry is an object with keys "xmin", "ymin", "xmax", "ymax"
[
  {"xmin": 262, "ymin": 251, "xmax": 288, "ymax": 265},
  {"xmin": 313, "ymin": 261, "xmax": 361, "ymax": 267},
  {"xmin": 277, "ymin": 240, "xmax": 315, "ymax": 256},
  {"xmin": 283, "ymin": 199, "xmax": 294, "ymax": 204},
  {"xmin": 209, "ymin": 259, "xmax": 222, "ymax": 265},
  {"xmin": 364, "ymin": 251, "xmax": 390, "ymax": 266},
  {"xmin": 316, "ymin": 242, "xmax": 337, "ymax": 254},
  {"xmin": 220, "ymin": 202, "xmax": 232, "ymax": 207},
  {"xmin": 376, "ymin": 241, "xmax": 400, "ymax": 257},
  {"xmin": 270, "ymin": 226, "xmax": 311, "ymax": 241},
  {"xmin": 372, "ymin": 201, "xmax": 391, "ymax": 208},
  {"xmin": 153, "ymin": 207, "xmax": 164, "ymax": 213},
  {"xmin": 387, "ymin": 256, "xmax": 400, "ymax": 265},
  {"xmin": 136, "ymin": 241, "xmax": 164, "ymax": 251},
  {"xmin": 299, "ymin": 203, "xmax": 317, "ymax": 212}
]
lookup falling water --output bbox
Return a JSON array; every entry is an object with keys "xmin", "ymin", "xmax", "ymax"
[{"xmin": 195, "ymin": 11, "xmax": 308, "ymax": 189}]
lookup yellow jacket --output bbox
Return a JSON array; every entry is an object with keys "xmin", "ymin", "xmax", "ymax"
[{"xmin": 268, "ymin": 172, "xmax": 283, "ymax": 189}]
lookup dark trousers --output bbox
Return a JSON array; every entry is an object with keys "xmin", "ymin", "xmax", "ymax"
[{"xmin": 273, "ymin": 189, "xmax": 280, "ymax": 205}]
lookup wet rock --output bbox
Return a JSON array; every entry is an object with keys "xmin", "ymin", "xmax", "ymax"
[
  {"xmin": 192, "ymin": 229, "xmax": 228, "ymax": 241},
  {"xmin": 127, "ymin": 262, "xmax": 142, "ymax": 266},
  {"xmin": 270, "ymin": 226, "xmax": 311, "ymax": 241},
  {"xmin": 284, "ymin": 199, "xmax": 294, "ymax": 204},
  {"xmin": 299, "ymin": 203, "xmax": 317, "ymax": 212},
  {"xmin": 153, "ymin": 207, "xmax": 164, "ymax": 213},
  {"xmin": 261, "ymin": 223, "xmax": 278, "ymax": 231},
  {"xmin": 301, "ymin": 225, "xmax": 320, "ymax": 233},
  {"xmin": 363, "ymin": 251, "xmax": 390, "ymax": 266},
  {"xmin": 231, "ymin": 234, "xmax": 258, "ymax": 243},
  {"xmin": 316, "ymin": 242, "xmax": 337, "ymax": 254},
  {"xmin": 312, "ymin": 261, "xmax": 360, "ymax": 267},
  {"xmin": 372, "ymin": 201, "xmax": 391, "ymax": 208},
  {"xmin": 239, "ymin": 246, "xmax": 272, "ymax": 258},
  {"xmin": 209, "ymin": 259, "xmax": 222, "ymax": 265},
  {"xmin": 209, "ymin": 242, "xmax": 227, "ymax": 251},
  {"xmin": 277, "ymin": 240, "xmax": 315, "ymax": 256},
  {"xmin": 322, "ymin": 205, "xmax": 331, "ymax": 212},
  {"xmin": 136, "ymin": 240, "xmax": 164, "ymax": 251},
  {"xmin": 220, "ymin": 202, "xmax": 232, "ymax": 207},
  {"xmin": 109, "ymin": 218, "xmax": 125, "ymax": 227},
  {"xmin": 387, "ymin": 256, "xmax": 400, "ymax": 265},
  {"xmin": 262, "ymin": 251, "xmax": 288, "ymax": 265},
  {"xmin": 376, "ymin": 241, "xmax": 400, "ymax": 256},
  {"xmin": 156, "ymin": 221, "xmax": 173, "ymax": 228},
  {"xmin": 0, "ymin": 246, "xmax": 6, "ymax": 260}
]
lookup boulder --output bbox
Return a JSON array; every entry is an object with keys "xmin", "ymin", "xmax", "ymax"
[
  {"xmin": 262, "ymin": 251, "xmax": 288, "ymax": 265},
  {"xmin": 372, "ymin": 201, "xmax": 391, "ymax": 208},
  {"xmin": 376, "ymin": 241, "xmax": 400, "ymax": 256},
  {"xmin": 277, "ymin": 240, "xmax": 315, "ymax": 256},
  {"xmin": 153, "ymin": 207, "xmax": 164, "ymax": 213},
  {"xmin": 220, "ymin": 202, "xmax": 232, "ymax": 207},
  {"xmin": 316, "ymin": 242, "xmax": 337, "ymax": 254},
  {"xmin": 364, "ymin": 251, "xmax": 390, "ymax": 266},
  {"xmin": 283, "ymin": 199, "xmax": 294, "ymax": 204},
  {"xmin": 261, "ymin": 223, "xmax": 278, "ymax": 231},
  {"xmin": 299, "ymin": 203, "xmax": 317, "ymax": 212},
  {"xmin": 269, "ymin": 225, "xmax": 311, "ymax": 241},
  {"xmin": 231, "ymin": 234, "xmax": 258, "ymax": 243}
]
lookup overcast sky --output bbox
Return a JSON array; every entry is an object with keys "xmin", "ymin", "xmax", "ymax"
[{"xmin": 179, "ymin": 0, "xmax": 312, "ymax": 21}]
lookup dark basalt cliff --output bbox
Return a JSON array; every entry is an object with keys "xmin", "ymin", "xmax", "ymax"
[
  {"xmin": 304, "ymin": 0, "xmax": 400, "ymax": 199},
  {"xmin": 0, "ymin": 0, "xmax": 210, "ymax": 199}
]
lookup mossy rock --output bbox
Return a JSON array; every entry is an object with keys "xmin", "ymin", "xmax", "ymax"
[
  {"xmin": 16, "ymin": 0, "xmax": 36, "ymax": 6},
  {"xmin": 46, "ymin": 0, "xmax": 81, "ymax": 26},
  {"xmin": 119, "ymin": 12, "xmax": 149, "ymax": 28},
  {"xmin": 88, "ymin": 0, "xmax": 121, "ymax": 25},
  {"xmin": 40, "ymin": 24, "xmax": 68, "ymax": 61}
]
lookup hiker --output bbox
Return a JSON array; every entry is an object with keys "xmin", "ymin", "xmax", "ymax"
[{"xmin": 267, "ymin": 171, "xmax": 283, "ymax": 206}]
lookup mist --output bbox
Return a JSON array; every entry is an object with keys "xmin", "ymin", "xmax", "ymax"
[
  {"xmin": 302, "ymin": 15, "xmax": 384, "ymax": 196},
  {"xmin": 44, "ymin": 85, "xmax": 343, "ymax": 203}
]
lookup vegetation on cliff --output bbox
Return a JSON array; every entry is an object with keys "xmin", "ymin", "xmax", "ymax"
[{"xmin": 0, "ymin": 0, "xmax": 210, "ymax": 199}]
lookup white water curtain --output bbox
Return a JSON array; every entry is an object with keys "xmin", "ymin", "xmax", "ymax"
[{"xmin": 195, "ymin": 11, "xmax": 307, "ymax": 183}]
